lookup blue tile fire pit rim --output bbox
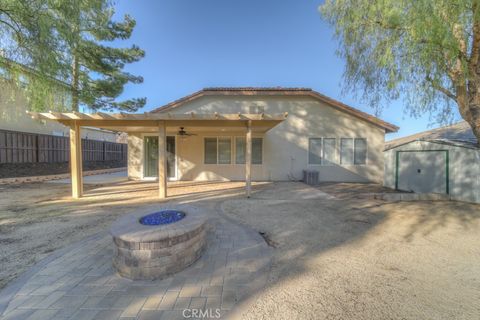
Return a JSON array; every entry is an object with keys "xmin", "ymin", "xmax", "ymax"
[{"xmin": 139, "ymin": 210, "xmax": 186, "ymax": 226}]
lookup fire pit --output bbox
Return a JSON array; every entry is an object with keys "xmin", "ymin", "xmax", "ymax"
[
  {"xmin": 139, "ymin": 210, "xmax": 186, "ymax": 225},
  {"xmin": 110, "ymin": 205, "xmax": 210, "ymax": 280}
]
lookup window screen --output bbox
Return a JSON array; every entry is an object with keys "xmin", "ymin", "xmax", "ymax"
[
  {"xmin": 308, "ymin": 138, "xmax": 322, "ymax": 164},
  {"xmin": 252, "ymin": 138, "xmax": 263, "ymax": 164},
  {"xmin": 323, "ymin": 138, "xmax": 336, "ymax": 165},
  {"xmin": 354, "ymin": 138, "xmax": 367, "ymax": 165},
  {"xmin": 235, "ymin": 137, "xmax": 246, "ymax": 164},
  {"xmin": 235, "ymin": 137, "xmax": 262, "ymax": 164},
  {"xmin": 204, "ymin": 138, "xmax": 217, "ymax": 164},
  {"xmin": 218, "ymin": 138, "xmax": 232, "ymax": 164},
  {"xmin": 340, "ymin": 138, "xmax": 354, "ymax": 165}
]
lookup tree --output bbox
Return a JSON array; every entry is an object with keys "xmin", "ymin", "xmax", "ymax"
[
  {"xmin": 0, "ymin": 0, "xmax": 145, "ymax": 112},
  {"xmin": 320, "ymin": 0, "xmax": 480, "ymax": 144}
]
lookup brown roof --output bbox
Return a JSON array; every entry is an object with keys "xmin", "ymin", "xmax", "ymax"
[
  {"xmin": 385, "ymin": 121, "xmax": 478, "ymax": 150},
  {"xmin": 150, "ymin": 87, "xmax": 399, "ymax": 133}
]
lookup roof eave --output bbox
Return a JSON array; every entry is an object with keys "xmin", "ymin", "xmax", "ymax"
[{"xmin": 150, "ymin": 88, "xmax": 399, "ymax": 133}]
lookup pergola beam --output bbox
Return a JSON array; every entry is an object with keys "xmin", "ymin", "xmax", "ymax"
[{"xmin": 27, "ymin": 111, "xmax": 288, "ymax": 122}]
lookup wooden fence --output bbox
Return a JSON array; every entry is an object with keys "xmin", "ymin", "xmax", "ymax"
[{"xmin": 0, "ymin": 129, "xmax": 127, "ymax": 164}]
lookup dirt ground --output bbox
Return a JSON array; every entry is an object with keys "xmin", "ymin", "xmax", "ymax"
[
  {"xmin": 223, "ymin": 182, "xmax": 480, "ymax": 320},
  {"xmin": 1, "ymin": 180, "xmax": 479, "ymax": 319},
  {"xmin": 0, "ymin": 161, "xmax": 126, "ymax": 179}
]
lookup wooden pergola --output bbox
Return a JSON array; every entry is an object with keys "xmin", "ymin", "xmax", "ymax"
[{"xmin": 27, "ymin": 111, "xmax": 287, "ymax": 199}]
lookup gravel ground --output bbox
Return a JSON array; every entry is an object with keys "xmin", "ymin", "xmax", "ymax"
[{"xmin": 223, "ymin": 182, "xmax": 480, "ymax": 320}]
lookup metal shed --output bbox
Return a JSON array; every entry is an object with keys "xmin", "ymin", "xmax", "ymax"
[{"xmin": 384, "ymin": 122, "xmax": 480, "ymax": 203}]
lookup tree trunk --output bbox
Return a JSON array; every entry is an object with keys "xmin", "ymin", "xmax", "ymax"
[
  {"xmin": 466, "ymin": 104, "xmax": 480, "ymax": 145},
  {"xmin": 71, "ymin": 4, "xmax": 80, "ymax": 112},
  {"xmin": 71, "ymin": 55, "xmax": 79, "ymax": 112}
]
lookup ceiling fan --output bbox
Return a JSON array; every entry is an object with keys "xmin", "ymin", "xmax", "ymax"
[{"xmin": 177, "ymin": 127, "xmax": 197, "ymax": 136}]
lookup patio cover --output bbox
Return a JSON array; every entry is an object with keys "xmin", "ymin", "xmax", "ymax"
[{"xmin": 27, "ymin": 111, "xmax": 288, "ymax": 199}]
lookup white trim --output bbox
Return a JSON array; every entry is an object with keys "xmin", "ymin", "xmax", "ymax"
[
  {"xmin": 141, "ymin": 133, "xmax": 178, "ymax": 181},
  {"xmin": 339, "ymin": 137, "xmax": 368, "ymax": 166},
  {"xmin": 203, "ymin": 136, "xmax": 233, "ymax": 165},
  {"xmin": 167, "ymin": 135, "xmax": 179, "ymax": 180},
  {"xmin": 353, "ymin": 137, "xmax": 368, "ymax": 166},
  {"xmin": 234, "ymin": 136, "xmax": 264, "ymax": 165},
  {"xmin": 307, "ymin": 137, "xmax": 337, "ymax": 166}
]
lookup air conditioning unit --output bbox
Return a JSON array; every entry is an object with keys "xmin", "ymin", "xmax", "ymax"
[{"xmin": 303, "ymin": 170, "xmax": 319, "ymax": 185}]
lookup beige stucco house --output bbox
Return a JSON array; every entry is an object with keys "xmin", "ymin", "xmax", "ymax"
[
  {"xmin": 127, "ymin": 88, "xmax": 398, "ymax": 183},
  {"xmin": 28, "ymin": 87, "xmax": 398, "ymax": 199}
]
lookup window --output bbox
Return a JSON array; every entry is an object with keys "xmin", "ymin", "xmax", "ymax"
[
  {"xmin": 323, "ymin": 138, "xmax": 336, "ymax": 165},
  {"xmin": 252, "ymin": 138, "xmax": 263, "ymax": 164},
  {"xmin": 249, "ymin": 105, "xmax": 265, "ymax": 114},
  {"xmin": 340, "ymin": 138, "xmax": 367, "ymax": 165},
  {"xmin": 354, "ymin": 138, "xmax": 367, "ymax": 165},
  {"xmin": 204, "ymin": 137, "xmax": 232, "ymax": 164},
  {"xmin": 235, "ymin": 137, "xmax": 263, "ymax": 164},
  {"xmin": 340, "ymin": 138, "xmax": 354, "ymax": 165},
  {"xmin": 308, "ymin": 138, "xmax": 322, "ymax": 164},
  {"xmin": 308, "ymin": 138, "xmax": 337, "ymax": 165},
  {"xmin": 204, "ymin": 138, "xmax": 217, "ymax": 164},
  {"xmin": 218, "ymin": 138, "xmax": 232, "ymax": 164}
]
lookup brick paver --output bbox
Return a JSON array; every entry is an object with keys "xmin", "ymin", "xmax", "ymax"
[{"xmin": 0, "ymin": 216, "xmax": 272, "ymax": 319}]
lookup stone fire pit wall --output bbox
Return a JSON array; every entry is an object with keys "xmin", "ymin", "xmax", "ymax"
[{"xmin": 110, "ymin": 205, "xmax": 210, "ymax": 280}]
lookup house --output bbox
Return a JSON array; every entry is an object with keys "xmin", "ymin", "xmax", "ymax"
[
  {"xmin": 127, "ymin": 87, "xmax": 397, "ymax": 182},
  {"xmin": 384, "ymin": 121, "xmax": 480, "ymax": 203},
  {"xmin": 28, "ymin": 87, "xmax": 398, "ymax": 199},
  {"xmin": 0, "ymin": 59, "xmax": 118, "ymax": 142}
]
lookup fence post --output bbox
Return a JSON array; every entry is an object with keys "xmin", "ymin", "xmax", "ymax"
[{"xmin": 35, "ymin": 135, "xmax": 39, "ymax": 163}]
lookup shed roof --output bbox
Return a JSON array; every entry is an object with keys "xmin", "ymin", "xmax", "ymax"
[
  {"xmin": 151, "ymin": 87, "xmax": 399, "ymax": 133},
  {"xmin": 385, "ymin": 121, "xmax": 479, "ymax": 150}
]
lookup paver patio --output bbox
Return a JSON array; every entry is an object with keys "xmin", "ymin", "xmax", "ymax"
[{"xmin": 0, "ymin": 212, "xmax": 272, "ymax": 320}]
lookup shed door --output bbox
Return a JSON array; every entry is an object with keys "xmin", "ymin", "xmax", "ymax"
[{"xmin": 396, "ymin": 151, "xmax": 448, "ymax": 194}]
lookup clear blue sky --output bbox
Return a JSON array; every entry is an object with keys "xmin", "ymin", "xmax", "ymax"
[{"xmin": 112, "ymin": 0, "xmax": 460, "ymax": 140}]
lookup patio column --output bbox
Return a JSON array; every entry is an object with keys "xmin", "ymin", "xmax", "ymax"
[
  {"xmin": 246, "ymin": 120, "xmax": 252, "ymax": 198},
  {"xmin": 69, "ymin": 121, "xmax": 83, "ymax": 199},
  {"xmin": 158, "ymin": 121, "xmax": 167, "ymax": 199}
]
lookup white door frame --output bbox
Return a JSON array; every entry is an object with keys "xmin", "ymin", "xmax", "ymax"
[{"xmin": 142, "ymin": 133, "xmax": 178, "ymax": 181}]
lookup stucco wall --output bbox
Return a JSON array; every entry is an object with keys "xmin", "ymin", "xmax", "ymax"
[
  {"xmin": 128, "ymin": 95, "xmax": 388, "ymax": 183},
  {"xmin": 384, "ymin": 140, "xmax": 480, "ymax": 203}
]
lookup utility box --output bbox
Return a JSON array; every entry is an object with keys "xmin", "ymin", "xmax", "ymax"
[{"xmin": 303, "ymin": 169, "xmax": 319, "ymax": 185}]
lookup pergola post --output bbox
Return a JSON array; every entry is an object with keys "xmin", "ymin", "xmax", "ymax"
[
  {"xmin": 69, "ymin": 121, "xmax": 83, "ymax": 199},
  {"xmin": 158, "ymin": 121, "xmax": 167, "ymax": 199},
  {"xmin": 246, "ymin": 120, "xmax": 252, "ymax": 198}
]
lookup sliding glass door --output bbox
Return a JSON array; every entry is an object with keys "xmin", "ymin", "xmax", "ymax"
[{"xmin": 144, "ymin": 136, "xmax": 176, "ymax": 180}]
